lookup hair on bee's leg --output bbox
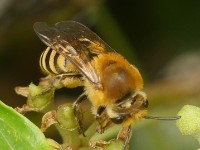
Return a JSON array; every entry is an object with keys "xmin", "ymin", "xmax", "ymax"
[
  {"xmin": 32, "ymin": 75, "xmax": 68, "ymax": 99},
  {"xmin": 39, "ymin": 73, "xmax": 81, "ymax": 90},
  {"xmin": 117, "ymin": 125, "xmax": 132, "ymax": 150},
  {"xmin": 95, "ymin": 106, "xmax": 113, "ymax": 134},
  {"xmin": 36, "ymin": 75, "xmax": 60, "ymax": 96},
  {"xmin": 73, "ymin": 93, "xmax": 87, "ymax": 137}
]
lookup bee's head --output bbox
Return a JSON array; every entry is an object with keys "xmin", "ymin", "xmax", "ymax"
[{"xmin": 106, "ymin": 91, "xmax": 148, "ymax": 125}]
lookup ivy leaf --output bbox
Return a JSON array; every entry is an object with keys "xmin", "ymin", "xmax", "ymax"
[{"xmin": 0, "ymin": 101, "xmax": 51, "ymax": 150}]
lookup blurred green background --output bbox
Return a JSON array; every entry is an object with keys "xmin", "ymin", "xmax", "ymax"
[{"xmin": 0, "ymin": 0, "xmax": 199, "ymax": 149}]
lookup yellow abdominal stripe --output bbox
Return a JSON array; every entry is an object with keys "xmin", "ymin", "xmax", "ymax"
[
  {"xmin": 40, "ymin": 48, "xmax": 49, "ymax": 74},
  {"xmin": 40, "ymin": 47, "xmax": 68, "ymax": 74},
  {"xmin": 49, "ymin": 49, "xmax": 59, "ymax": 74}
]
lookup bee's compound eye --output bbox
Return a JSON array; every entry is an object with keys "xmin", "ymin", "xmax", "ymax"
[
  {"xmin": 110, "ymin": 116, "xmax": 125, "ymax": 124},
  {"xmin": 143, "ymin": 100, "xmax": 149, "ymax": 108}
]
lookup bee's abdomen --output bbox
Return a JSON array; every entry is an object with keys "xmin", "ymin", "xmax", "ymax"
[{"xmin": 40, "ymin": 47, "xmax": 69, "ymax": 75}]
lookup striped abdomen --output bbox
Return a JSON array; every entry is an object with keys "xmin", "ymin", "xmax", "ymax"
[{"xmin": 40, "ymin": 47, "xmax": 78, "ymax": 75}]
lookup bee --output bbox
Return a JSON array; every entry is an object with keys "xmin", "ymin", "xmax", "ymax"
[{"xmin": 33, "ymin": 21, "xmax": 180, "ymax": 149}]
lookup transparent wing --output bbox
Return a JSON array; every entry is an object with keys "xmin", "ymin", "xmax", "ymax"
[
  {"xmin": 54, "ymin": 21, "xmax": 115, "ymax": 54},
  {"xmin": 33, "ymin": 21, "xmax": 114, "ymax": 88}
]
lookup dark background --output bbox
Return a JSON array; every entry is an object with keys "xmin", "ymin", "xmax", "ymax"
[{"xmin": 0, "ymin": 0, "xmax": 199, "ymax": 149}]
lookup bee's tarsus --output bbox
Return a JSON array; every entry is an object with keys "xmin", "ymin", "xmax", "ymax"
[
  {"xmin": 117, "ymin": 125, "xmax": 132, "ymax": 150},
  {"xmin": 123, "ymin": 125, "xmax": 131, "ymax": 150}
]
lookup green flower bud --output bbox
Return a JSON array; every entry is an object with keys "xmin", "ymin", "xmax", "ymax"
[
  {"xmin": 27, "ymin": 83, "xmax": 54, "ymax": 110},
  {"xmin": 56, "ymin": 103, "xmax": 78, "ymax": 130}
]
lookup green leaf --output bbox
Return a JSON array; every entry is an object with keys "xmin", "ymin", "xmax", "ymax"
[{"xmin": 0, "ymin": 101, "xmax": 50, "ymax": 150}]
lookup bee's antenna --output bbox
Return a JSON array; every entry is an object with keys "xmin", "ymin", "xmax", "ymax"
[{"xmin": 144, "ymin": 116, "xmax": 181, "ymax": 120}]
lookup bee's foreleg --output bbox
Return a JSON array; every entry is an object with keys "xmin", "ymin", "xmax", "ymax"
[
  {"xmin": 90, "ymin": 126, "xmax": 131, "ymax": 150},
  {"xmin": 73, "ymin": 93, "xmax": 87, "ymax": 137},
  {"xmin": 117, "ymin": 125, "xmax": 132, "ymax": 150},
  {"xmin": 95, "ymin": 106, "xmax": 113, "ymax": 134}
]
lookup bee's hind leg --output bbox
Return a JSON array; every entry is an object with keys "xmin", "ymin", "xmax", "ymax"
[{"xmin": 73, "ymin": 93, "xmax": 87, "ymax": 137}]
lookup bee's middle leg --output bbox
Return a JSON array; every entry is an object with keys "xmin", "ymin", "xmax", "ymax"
[{"xmin": 73, "ymin": 93, "xmax": 87, "ymax": 136}]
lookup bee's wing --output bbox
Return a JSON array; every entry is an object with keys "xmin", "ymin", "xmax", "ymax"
[
  {"xmin": 33, "ymin": 21, "xmax": 114, "ymax": 88},
  {"xmin": 55, "ymin": 21, "xmax": 115, "ymax": 54}
]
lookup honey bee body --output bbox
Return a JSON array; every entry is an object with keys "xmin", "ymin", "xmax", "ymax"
[
  {"xmin": 40, "ymin": 45, "xmax": 147, "ymax": 126},
  {"xmin": 34, "ymin": 21, "xmax": 149, "ymax": 149}
]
